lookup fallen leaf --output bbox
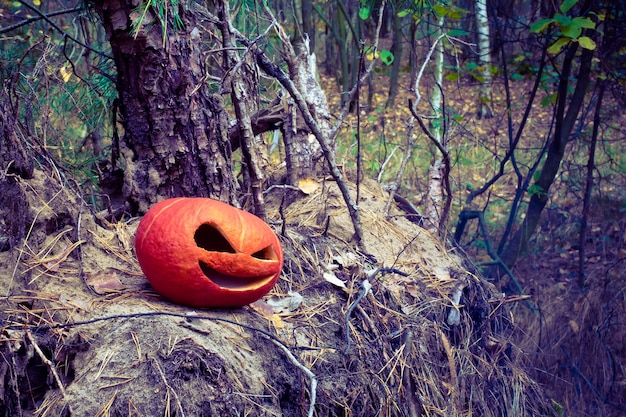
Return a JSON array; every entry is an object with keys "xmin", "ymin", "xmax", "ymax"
[
  {"xmin": 59, "ymin": 64, "xmax": 72, "ymax": 83},
  {"xmin": 323, "ymin": 271, "xmax": 346, "ymax": 288},
  {"xmin": 85, "ymin": 269, "xmax": 127, "ymax": 294},
  {"xmin": 406, "ymin": 283, "xmax": 420, "ymax": 298},
  {"xmin": 250, "ymin": 300, "xmax": 284, "ymax": 329},
  {"xmin": 332, "ymin": 252, "xmax": 357, "ymax": 268},
  {"xmin": 250, "ymin": 299, "xmax": 275, "ymax": 316},
  {"xmin": 297, "ymin": 178, "xmax": 320, "ymax": 195},
  {"xmin": 267, "ymin": 291, "xmax": 303, "ymax": 313}
]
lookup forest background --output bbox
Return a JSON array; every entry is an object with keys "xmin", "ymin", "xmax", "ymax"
[{"xmin": 1, "ymin": 0, "xmax": 625, "ymax": 415}]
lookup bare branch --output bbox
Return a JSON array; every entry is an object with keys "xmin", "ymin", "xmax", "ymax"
[
  {"xmin": 0, "ymin": 6, "xmax": 82, "ymax": 35},
  {"xmin": 16, "ymin": 0, "xmax": 112, "ymax": 60}
]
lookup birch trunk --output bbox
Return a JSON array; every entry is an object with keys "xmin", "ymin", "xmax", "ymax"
[
  {"xmin": 424, "ymin": 20, "xmax": 446, "ymax": 231},
  {"xmin": 476, "ymin": 0, "xmax": 494, "ymax": 119}
]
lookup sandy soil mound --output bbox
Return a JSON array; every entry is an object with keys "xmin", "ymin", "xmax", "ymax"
[{"xmin": 0, "ymin": 170, "xmax": 556, "ymax": 416}]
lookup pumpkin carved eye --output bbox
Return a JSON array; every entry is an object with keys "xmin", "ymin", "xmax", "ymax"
[
  {"xmin": 194, "ymin": 223, "xmax": 236, "ymax": 253},
  {"xmin": 252, "ymin": 246, "xmax": 278, "ymax": 260},
  {"xmin": 194, "ymin": 223, "xmax": 277, "ymax": 261}
]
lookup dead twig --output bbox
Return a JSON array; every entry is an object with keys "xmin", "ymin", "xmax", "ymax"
[
  {"xmin": 26, "ymin": 330, "xmax": 67, "ymax": 398},
  {"xmin": 152, "ymin": 357, "xmax": 185, "ymax": 417},
  {"xmin": 343, "ymin": 279, "xmax": 372, "ymax": 354},
  {"xmin": 261, "ymin": 334, "xmax": 317, "ymax": 417}
]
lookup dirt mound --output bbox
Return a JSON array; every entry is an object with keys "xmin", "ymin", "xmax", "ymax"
[{"xmin": 0, "ymin": 170, "xmax": 556, "ymax": 416}]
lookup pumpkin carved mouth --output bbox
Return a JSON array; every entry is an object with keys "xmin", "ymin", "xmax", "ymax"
[
  {"xmin": 194, "ymin": 223, "xmax": 279, "ymax": 289},
  {"xmin": 198, "ymin": 263, "xmax": 276, "ymax": 290}
]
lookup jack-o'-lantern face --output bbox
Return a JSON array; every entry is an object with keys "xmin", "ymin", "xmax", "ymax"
[{"xmin": 134, "ymin": 198, "xmax": 283, "ymax": 308}]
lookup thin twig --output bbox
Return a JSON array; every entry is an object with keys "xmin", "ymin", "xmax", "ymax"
[
  {"xmin": 26, "ymin": 330, "xmax": 67, "ymax": 398},
  {"xmin": 218, "ymin": 0, "xmax": 266, "ymax": 217},
  {"xmin": 400, "ymin": 330, "xmax": 421, "ymax": 417},
  {"xmin": 0, "ymin": 6, "xmax": 83, "ymax": 35},
  {"xmin": 436, "ymin": 324, "xmax": 458, "ymax": 416},
  {"xmin": 343, "ymin": 279, "xmax": 372, "ymax": 354},
  {"xmin": 384, "ymin": 118, "xmax": 415, "ymax": 217},
  {"xmin": 16, "ymin": 0, "xmax": 112, "ymax": 60},
  {"xmin": 152, "ymin": 357, "xmax": 186, "ymax": 417},
  {"xmin": 261, "ymin": 334, "xmax": 317, "ymax": 417},
  {"xmin": 412, "ymin": 33, "xmax": 446, "ymax": 111},
  {"xmin": 9, "ymin": 311, "xmax": 326, "ymax": 351}
]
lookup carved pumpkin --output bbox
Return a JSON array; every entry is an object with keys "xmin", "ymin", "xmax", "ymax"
[{"xmin": 135, "ymin": 198, "xmax": 283, "ymax": 308}]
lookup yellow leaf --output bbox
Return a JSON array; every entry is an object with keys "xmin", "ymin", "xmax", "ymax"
[
  {"xmin": 249, "ymin": 301, "xmax": 284, "ymax": 328},
  {"xmin": 298, "ymin": 178, "xmax": 320, "ymax": 195},
  {"xmin": 59, "ymin": 64, "xmax": 72, "ymax": 83},
  {"xmin": 269, "ymin": 314, "xmax": 284, "ymax": 329},
  {"xmin": 569, "ymin": 320, "xmax": 579, "ymax": 334},
  {"xmin": 33, "ymin": 0, "xmax": 40, "ymax": 5}
]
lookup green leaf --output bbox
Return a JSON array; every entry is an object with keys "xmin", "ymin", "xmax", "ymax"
[
  {"xmin": 573, "ymin": 16, "xmax": 595, "ymax": 29},
  {"xmin": 530, "ymin": 18, "xmax": 553, "ymax": 33},
  {"xmin": 359, "ymin": 6, "xmax": 371, "ymax": 20},
  {"xmin": 448, "ymin": 9, "xmax": 464, "ymax": 20},
  {"xmin": 547, "ymin": 37, "xmax": 570, "ymax": 54},
  {"xmin": 554, "ymin": 14, "xmax": 572, "ymax": 25},
  {"xmin": 447, "ymin": 29, "xmax": 468, "ymax": 37},
  {"xmin": 511, "ymin": 73, "xmax": 524, "ymax": 81},
  {"xmin": 578, "ymin": 36, "xmax": 596, "ymax": 50},
  {"xmin": 432, "ymin": 4, "xmax": 448, "ymax": 17},
  {"xmin": 379, "ymin": 50, "xmax": 394, "ymax": 66},
  {"xmin": 560, "ymin": 0, "xmax": 578, "ymax": 14},
  {"xmin": 528, "ymin": 184, "xmax": 544, "ymax": 197},
  {"xmin": 397, "ymin": 9, "xmax": 411, "ymax": 17},
  {"xmin": 541, "ymin": 92, "xmax": 557, "ymax": 107},
  {"xmin": 445, "ymin": 72, "xmax": 460, "ymax": 82},
  {"xmin": 561, "ymin": 23, "xmax": 582, "ymax": 39}
]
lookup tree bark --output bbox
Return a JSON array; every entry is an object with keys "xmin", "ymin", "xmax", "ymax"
[
  {"xmin": 217, "ymin": 0, "xmax": 268, "ymax": 216},
  {"xmin": 475, "ymin": 0, "xmax": 493, "ymax": 119},
  {"xmin": 281, "ymin": 40, "xmax": 330, "ymax": 184},
  {"xmin": 92, "ymin": 0, "xmax": 238, "ymax": 213},
  {"xmin": 423, "ymin": 18, "xmax": 449, "ymax": 233},
  {"xmin": 0, "ymin": 88, "xmax": 33, "ymax": 251}
]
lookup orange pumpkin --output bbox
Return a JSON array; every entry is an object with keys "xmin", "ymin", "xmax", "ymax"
[{"xmin": 135, "ymin": 197, "xmax": 283, "ymax": 308}]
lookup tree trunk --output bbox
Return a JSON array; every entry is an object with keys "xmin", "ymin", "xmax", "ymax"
[
  {"xmin": 500, "ymin": 44, "xmax": 594, "ymax": 267},
  {"xmin": 385, "ymin": 10, "xmax": 404, "ymax": 108},
  {"xmin": 423, "ymin": 18, "xmax": 447, "ymax": 232},
  {"xmin": 283, "ymin": 41, "xmax": 330, "ymax": 184},
  {"xmin": 92, "ymin": 0, "xmax": 238, "ymax": 214},
  {"xmin": 0, "ymin": 88, "xmax": 33, "ymax": 252},
  {"xmin": 301, "ymin": 0, "xmax": 315, "ymax": 52},
  {"xmin": 475, "ymin": 0, "xmax": 493, "ymax": 119}
]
